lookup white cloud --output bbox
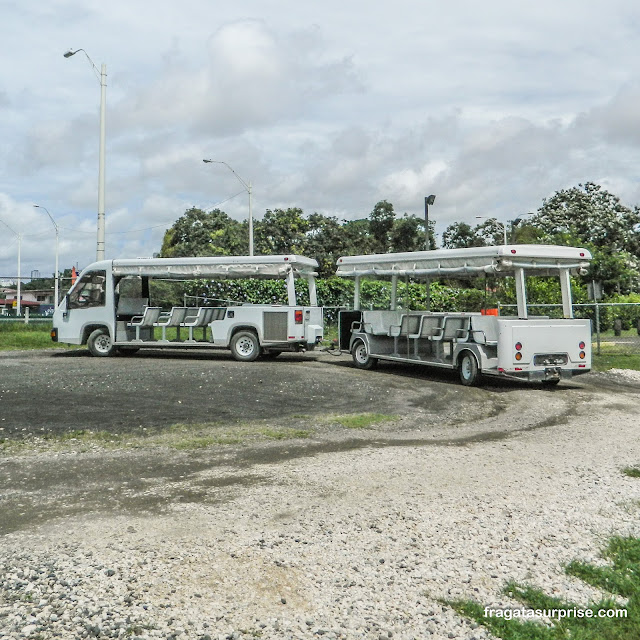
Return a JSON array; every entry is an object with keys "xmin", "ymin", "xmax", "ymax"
[{"xmin": 2, "ymin": 0, "xmax": 640, "ymax": 280}]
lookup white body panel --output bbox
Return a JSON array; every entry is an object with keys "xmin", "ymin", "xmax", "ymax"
[
  {"xmin": 52, "ymin": 256, "xmax": 323, "ymax": 358},
  {"xmin": 336, "ymin": 245, "xmax": 592, "ymax": 385},
  {"xmin": 496, "ymin": 318, "xmax": 591, "ymax": 374}
]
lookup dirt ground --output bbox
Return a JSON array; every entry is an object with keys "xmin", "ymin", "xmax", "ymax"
[
  {"xmin": 0, "ymin": 347, "xmax": 518, "ymax": 437},
  {"xmin": 2, "ymin": 349, "xmax": 640, "ymax": 639},
  {"xmin": 1, "ymin": 347, "xmax": 631, "ymax": 538}
]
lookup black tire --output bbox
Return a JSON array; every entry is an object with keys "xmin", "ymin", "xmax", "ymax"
[
  {"xmin": 87, "ymin": 328, "xmax": 116, "ymax": 357},
  {"xmin": 459, "ymin": 351, "xmax": 481, "ymax": 386},
  {"xmin": 351, "ymin": 339, "xmax": 378, "ymax": 370},
  {"xmin": 230, "ymin": 330, "xmax": 260, "ymax": 362}
]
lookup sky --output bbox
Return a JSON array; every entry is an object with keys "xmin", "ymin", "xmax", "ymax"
[{"xmin": 1, "ymin": 0, "xmax": 640, "ymax": 282}]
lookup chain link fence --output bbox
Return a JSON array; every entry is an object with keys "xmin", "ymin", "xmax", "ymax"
[{"xmin": 498, "ymin": 302, "xmax": 640, "ymax": 355}]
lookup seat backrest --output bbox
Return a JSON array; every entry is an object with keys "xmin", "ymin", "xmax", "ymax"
[
  {"xmin": 140, "ymin": 306, "xmax": 162, "ymax": 326},
  {"xmin": 165, "ymin": 307, "xmax": 188, "ymax": 326},
  {"xmin": 443, "ymin": 316, "xmax": 469, "ymax": 340},
  {"xmin": 420, "ymin": 315, "xmax": 443, "ymax": 337},
  {"xmin": 400, "ymin": 314, "xmax": 420, "ymax": 336},
  {"xmin": 183, "ymin": 306, "xmax": 211, "ymax": 326},
  {"xmin": 117, "ymin": 297, "xmax": 148, "ymax": 316},
  {"xmin": 361, "ymin": 310, "xmax": 403, "ymax": 335},
  {"xmin": 470, "ymin": 316, "xmax": 499, "ymax": 343}
]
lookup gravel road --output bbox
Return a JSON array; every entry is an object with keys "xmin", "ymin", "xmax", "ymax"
[{"xmin": 1, "ymin": 351, "xmax": 639, "ymax": 640}]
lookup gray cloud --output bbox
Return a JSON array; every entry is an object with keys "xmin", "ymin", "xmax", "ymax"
[{"xmin": 2, "ymin": 1, "xmax": 640, "ymax": 279}]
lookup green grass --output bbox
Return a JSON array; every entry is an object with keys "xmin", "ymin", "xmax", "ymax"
[
  {"xmin": 622, "ymin": 466, "xmax": 640, "ymax": 479},
  {"xmin": 0, "ymin": 421, "xmax": 315, "ymax": 455},
  {"xmin": 0, "ymin": 321, "xmax": 80, "ymax": 351},
  {"xmin": 329, "ymin": 412, "xmax": 397, "ymax": 429},
  {"xmin": 448, "ymin": 535, "xmax": 640, "ymax": 640},
  {"xmin": 0, "ymin": 413, "xmax": 396, "ymax": 457},
  {"xmin": 592, "ymin": 354, "xmax": 640, "ymax": 372}
]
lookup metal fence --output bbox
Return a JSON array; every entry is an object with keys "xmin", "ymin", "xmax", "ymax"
[{"xmin": 498, "ymin": 302, "xmax": 640, "ymax": 356}]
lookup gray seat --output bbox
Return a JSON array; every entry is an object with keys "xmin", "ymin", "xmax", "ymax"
[
  {"xmin": 431, "ymin": 316, "xmax": 470, "ymax": 359},
  {"xmin": 390, "ymin": 314, "xmax": 421, "ymax": 356},
  {"xmin": 182, "ymin": 307, "xmax": 215, "ymax": 342},
  {"xmin": 127, "ymin": 306, "xmax": 162, "ymax": 341},
  {"xmin": 408, "ymin": 315, "xmax": 444, "ymax": 357},
  {"xmin": 155, "ymin": 307, "xmax": 189, "ymax": 341}
]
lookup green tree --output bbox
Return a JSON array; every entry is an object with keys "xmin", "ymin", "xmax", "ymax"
[
  {"xmin": 369, "ymin": 200, "xmax": 395, "ymax": 253},
  {"xmin": 254, "ymin": 208, "xmax": 309, "ymax": 255},
  {"xmin": 305, "ymin": 213, "xmax": 352, "ymax": 277},
  {"xmin": 532, "ymin": 182, "xmax": 640, "ymax": 295},
  {"xmin": 442, "ymin": 222, "xmax": 486, "ymax": 249},
  {"xmin": 342, "ymin": 218, "xmax": 377, "ymax": 255},
  {"xmin": 160, "ymin": 207, "xmax": 247, "ymax": 257},
  {"xmin": 390, "ymin": 214, "xmax": 430, "ymax": 252},
  {"xmin": 534, "ymin": 182, "xmax": 640, "ymax": 252}
]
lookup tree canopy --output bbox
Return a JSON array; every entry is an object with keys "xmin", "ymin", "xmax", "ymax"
[
  {"xmin": 158, "ymin": 184, "xmax": 640, "ymax": 294},
  {"xmin": 159, "ymin": 201, "xmax": 432, "ymax": 277}
]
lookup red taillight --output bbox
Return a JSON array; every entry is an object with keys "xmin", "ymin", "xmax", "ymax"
[
  {"xmin": 515, "ymin": 342, "xmax": 522, "ymax": 350},
  {"xmin": 294, "ymin": 309, "xmax": 303, "ymax": 324},
  {"xmin": 579, "ymin": 341, "xmax": 585, "ymax": 349},
  {"xmin": 511, "ymin": 249, "xmax": 516, "ymax": 254}
]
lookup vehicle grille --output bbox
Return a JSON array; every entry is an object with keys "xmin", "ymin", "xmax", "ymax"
[{"xmin": 263, "ymin": 311, "xmax": 288, "ymax": 341}]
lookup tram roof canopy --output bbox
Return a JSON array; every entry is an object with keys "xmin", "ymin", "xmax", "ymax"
[
  {"xmin": 98, "ymin": 255, "xmax": 318, "ymax": 279},
  {"xmin": 336, "ymin": 245, "xmax": 591, "ymax": 279}
]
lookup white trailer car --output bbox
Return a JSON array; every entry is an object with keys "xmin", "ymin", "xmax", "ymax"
[
  {"xmin": 336, "ymin": 245, "xmax": 592, "ymax": 386},
  {"xmin": 51, "ymin": 255, "xmax": 323, "ymax": 361}
]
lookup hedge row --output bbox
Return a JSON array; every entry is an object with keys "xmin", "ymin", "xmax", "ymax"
[{"xmin": 158, "ymin": 277, "xmax": 638, "ymax": 330}]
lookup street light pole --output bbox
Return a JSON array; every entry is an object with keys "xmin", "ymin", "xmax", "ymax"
[
  {"xmin": 203, "ymin": 159, "xmax": 253, "ymax": 256},
  {"xmin": 64, "ymin": 49, "xmax": 107, "ymax": 261},
  {"xmin": 424, "ymin": 195, "xmax": 436, "ymax": 250},
  {"xmin": 0, "ymin": 218, "xmax": 22, "ymax": 316},
  {"xmin": 34, "ymin": 205, "xmax": 60, "ymax": 306}
]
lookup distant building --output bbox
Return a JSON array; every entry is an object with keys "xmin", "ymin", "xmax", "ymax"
[{"xmin": 0, "ymin": 287, "xmax": 55, "ymax": 314}]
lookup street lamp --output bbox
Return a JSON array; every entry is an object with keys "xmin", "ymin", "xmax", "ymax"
[
  {"xmin": 424, "ymin": 195, "xmax": 436, "ymax": 250},
  {"xmin": 0, "ymin": 218, "xmax": 22, "ymax": 316},
  {"xmin": 203, "ymin": 159, "xmax": 253, "ymax": 256},
  {"xmin": 476, "ymin": 216, "xmax": 508, "ymax": 245},
  {"xmin": 510, "ymin": 212, "xmax": 535, "ymax": 244},
  {"xmin": 34, "ymin": 205, "xmax": 60, "ymax": 306},
  {"xmin": 64, "ymin": 48, "xmax": 107, "ymax": 261}
]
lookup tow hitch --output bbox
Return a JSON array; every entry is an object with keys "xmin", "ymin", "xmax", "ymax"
[{"xmin": 544, "ymin": 367, "xmax": 561, "ymax": 381}]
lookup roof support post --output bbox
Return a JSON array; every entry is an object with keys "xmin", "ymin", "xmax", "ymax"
[
  {"xmin": 307, "ymin": 275, "xmax": 318, "ymax": 307},
  {"xmin": 286, "ymin": 269, "xmax": 296, "ymax": 306},
  {"xmin": 390, "ymin": 275, "xmax": 398, "ymax": 310},
  {"xmin": 354, "ymin": 275, "xmax": 361, "ymax": 310},
  {"xmin": 514, "ymin": 267, "xmax": 528, "ymax": 319},
  {"xmin": 559, "ymin": 268, "xmax": 573, "ymax": 318}
]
